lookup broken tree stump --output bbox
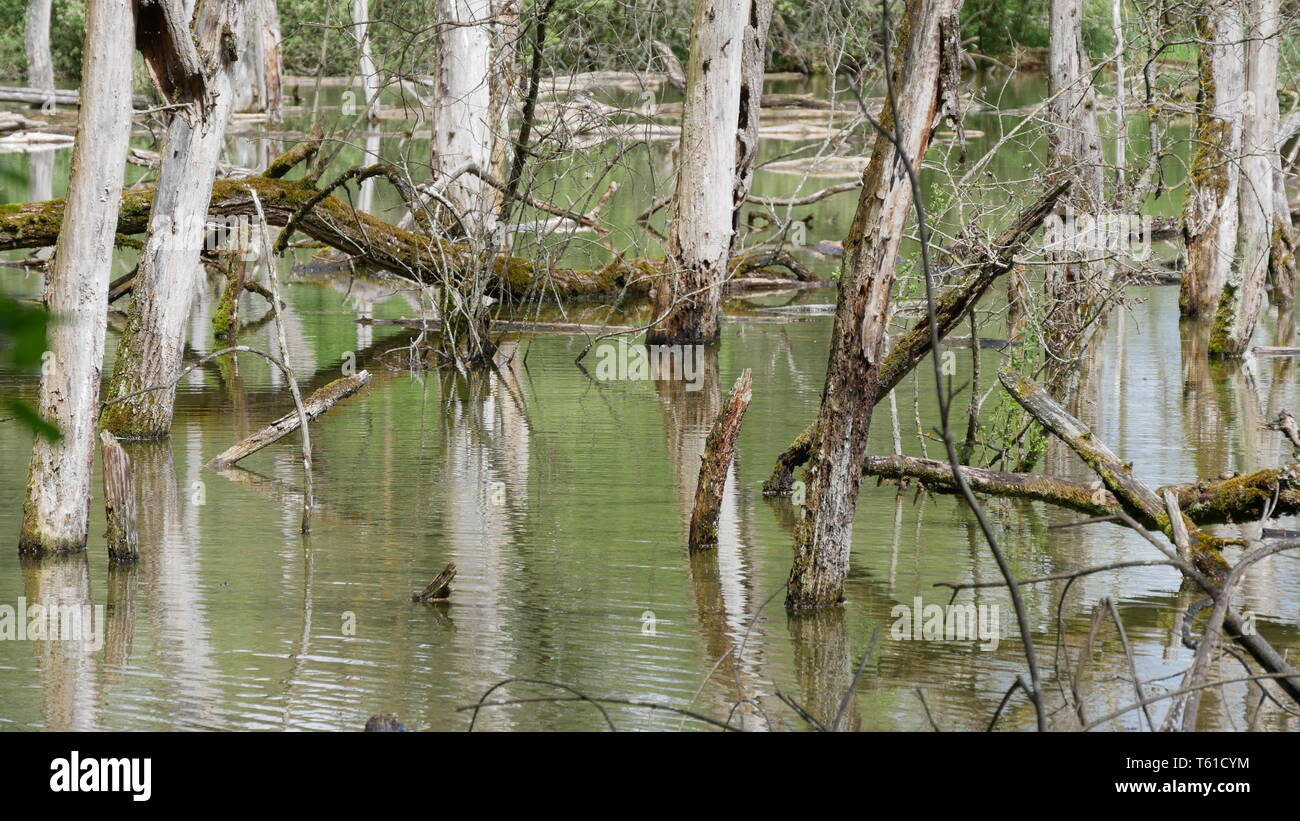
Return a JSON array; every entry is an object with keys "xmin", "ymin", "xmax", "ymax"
[
  {"xmin": 412, "ymin": 562, "xmax": 457, "ymax": 602},
  {"xmin": 206, "ymin": 370, "xmax": 371, "ymax": 469},
  {"xmin": 100, "ymin": 431, "xmax": 138, "ymax": 563},
  {"xmin": 688, "ymin": 369, "xmax": 753, "ymax": 552}
]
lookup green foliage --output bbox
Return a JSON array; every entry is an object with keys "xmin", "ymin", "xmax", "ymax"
[
  {"xmin": 0, "ymin": 295, "xmax": 59, "ymax": 441},
  {"xmin": 0, "ymin": 0, "xmax": 85, "ymax": 83}
]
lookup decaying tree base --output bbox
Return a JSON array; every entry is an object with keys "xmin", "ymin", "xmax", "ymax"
[
  {"xmin": 206, "ymin": 371, "xmax": 372, "ymax": 469},
  {"xmin": 688, "ymin": 369, "xmax": 753, "ymax": 551}
]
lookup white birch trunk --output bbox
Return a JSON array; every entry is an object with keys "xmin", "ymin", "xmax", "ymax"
[
  {"xmin": 1210, "ymin": 0, "xmax": 1279, "ymax": 356},
  {"xmin": 352, "ymin": 0, "xmax": 380, "ymax": 122},
  {"xmin": 647, "ymin": 0, "xmax": 746, "ymax": 345},
  {"xmin": 101, "ymin": 0, "xmax": 248, "ymax": 437},
  {"xmin": 20, "ymin": 0, "xmax": 135, "ymax": 554},
  {"xmin": 432, "ymin": 0, "xmax": 499, "ymax": 232}
]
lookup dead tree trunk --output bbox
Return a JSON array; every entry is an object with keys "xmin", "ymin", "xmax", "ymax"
[
  {"xmin": 235, "ymin": 0, "xmax": 284, "ymax": 121},
  {"xmin": 646, "ymin": 0, "xmax": 746, "ymax": 346},
  {"xmin": 352, "ymin": 0, "xmax": 380, "ymax": 122},
  {"xmin": 732, "ymin": 0, "xmax": 775, "ymax": 241},
  {"xmin": 1210, "ymin": 0, "xmax": 1279, "ymax": 356},
  {"xmin": 101, "ymin": 0, "xmax": 248, "ymax": 439},
  {"xmin": 24, "ymin": 0, "xmax": 54, "ymax": 103},
  {"xmin": 19, "ymin": 0, "xmax": 135, "ymax": 555},
  {"xmin": 785, "ymin": 0, "xmax": 961, "ymax": 609},
  {"xmin": 1181, "ymin": 0, "xmax": 1244, "ymax": 317},
  {"xmin": 1043, "ymin": 0, "xmax": 1107, "ymax": 384},
  {"xmin": 688, "ymin": 369, "xmax": 753, "ymax": 551},
  {"xmin": 432, "ymin": 0, "xmax": 502, "ymax": 229},
  {"xmin": 762, "ymin": 181, "xmax": 1068, "ymax": 495}
]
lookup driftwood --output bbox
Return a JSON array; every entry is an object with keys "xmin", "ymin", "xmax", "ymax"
[
  {"xmin": 688, "ymin": 370, "xmax": 753, "ymax": 551},
  {"xmin": 412, "ymin": 563, "xmax": 457, "ymax": 602},
  {"xmin": 100, "ymin": 431, "xmax": 139, "ymax": 563},
  {"xmin": 763, "ymin": 180, "xmax": 1071, "ymax": 494},
  {"xmin": 1252, "ymin": 346, "xmax": 1300, "ymax": 357},
  {"xmin": 206, "ymin": 371, "xmax": 371, "ymax": 469}
]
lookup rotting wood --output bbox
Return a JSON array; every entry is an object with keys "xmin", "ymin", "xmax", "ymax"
[
  {"xmin": 412, "ymin": 562, "xmax": 457, "ymax": 602},
  {"xmin": 206, "ymin": 371, "xmax": 372, "ymax": 469},
  {"xmin": 100, "ymin": 431, "xmax": 139, "ymax": 563},
  {"xmin": 688, "ymin": 369, "xmax": 753, "ymax": 552},
  {"xmin": 997, "ymin": 363, "xmax": 1231, "ymax": 579}
]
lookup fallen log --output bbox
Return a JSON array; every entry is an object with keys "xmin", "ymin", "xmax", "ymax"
[
  {"xmin": 997, "ymin": 365, "xmax": 1300, "ymax": 705},
  {"xmin": 1252, "ymin": 346, "xmax": 1300, "ymax": 356},
  {"xmin": 862, "ymin": 454, "xmax": 1300, "ymax": 525},
  {"xmin": 997, "ymin": 364, "xmax": 1230, "ymax": 578},
  {"xmin": 762, "ymin": 181, "xmax": 1071, "ymax": 494},
  {"xmin": 688, "ymin": 370, "xmax": 753, "ymax": 552},
  {"xmin": 206, "ymin": 371, "xmax": 371, "ymax": 469}
]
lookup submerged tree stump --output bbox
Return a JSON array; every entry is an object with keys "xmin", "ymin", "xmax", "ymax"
[
  {"xmin": 100, "ymin": 431, "xmax": 138, "ymax": 563},
  {"xmin": 412, "ymin": 563, "xmax": 457, "ymax": 602},
  {"xmin": 688, "ymin": 369, "xmax": 752, "ymax": 552},
  {"xmin": 206, "ymin": 371, "xmax": 372, "ymax": 469}
]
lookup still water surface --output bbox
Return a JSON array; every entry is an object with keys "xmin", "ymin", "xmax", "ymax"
[{"xmin": 0, "ymin": 73, "xmax": 1297, "ymax": 731}]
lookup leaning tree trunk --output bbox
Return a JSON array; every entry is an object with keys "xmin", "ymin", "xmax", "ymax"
[
  {"xmin": 732, "ymin": 0, "xmax": 775, "ymax": 241},
  {"xmin": 1043, "ymin": 0, "xmax": 1106, "ymax": 389},
  {"xmin": 24, "ymin": 0, "xmax": 54, "ymax": 102},
  {"xmin": 1210, "ymin": 0, "xmax": 1279, "ymax": 357},
  {"xmin": 20, "ymin": 0, "xmax": 135, "ymax": 555},
  {"xmin": 646, "ymin": 0, "xmax": 746, "ymax": 346},
  {"xmin": 1181, "ymin": 0, "xmax": 1244, "ymax": 318},
  {"xmin": 101, "ymin": 0, "xmax": 248, "ymax": 438},
  {"xmin": 785, "ymin": 0, "xmax": 962, "ymax": 609}
]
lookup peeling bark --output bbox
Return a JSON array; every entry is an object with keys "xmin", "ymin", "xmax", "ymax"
[
  {"xmin": 102, "ymin": 0, "xmax": 248, "ymax": 439},
  {"xmin": 647, "ymin": 0, "xmax": 746, "ymax": 345},
  {"xmin": 20, "ymin": 0, "xmax": 135, "ymax": 555},
  {"xmin": 785, "ymin": 0, "xmax": 962, "ymax": 609}
]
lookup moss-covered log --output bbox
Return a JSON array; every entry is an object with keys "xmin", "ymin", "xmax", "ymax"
[
  {"xmin": 997, "ymin": 364, "xmax": 1231, "ymax": 578},
  {"xmin": 863, "ymin": 454, "xmax": 1300, "ymax": 527}
]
